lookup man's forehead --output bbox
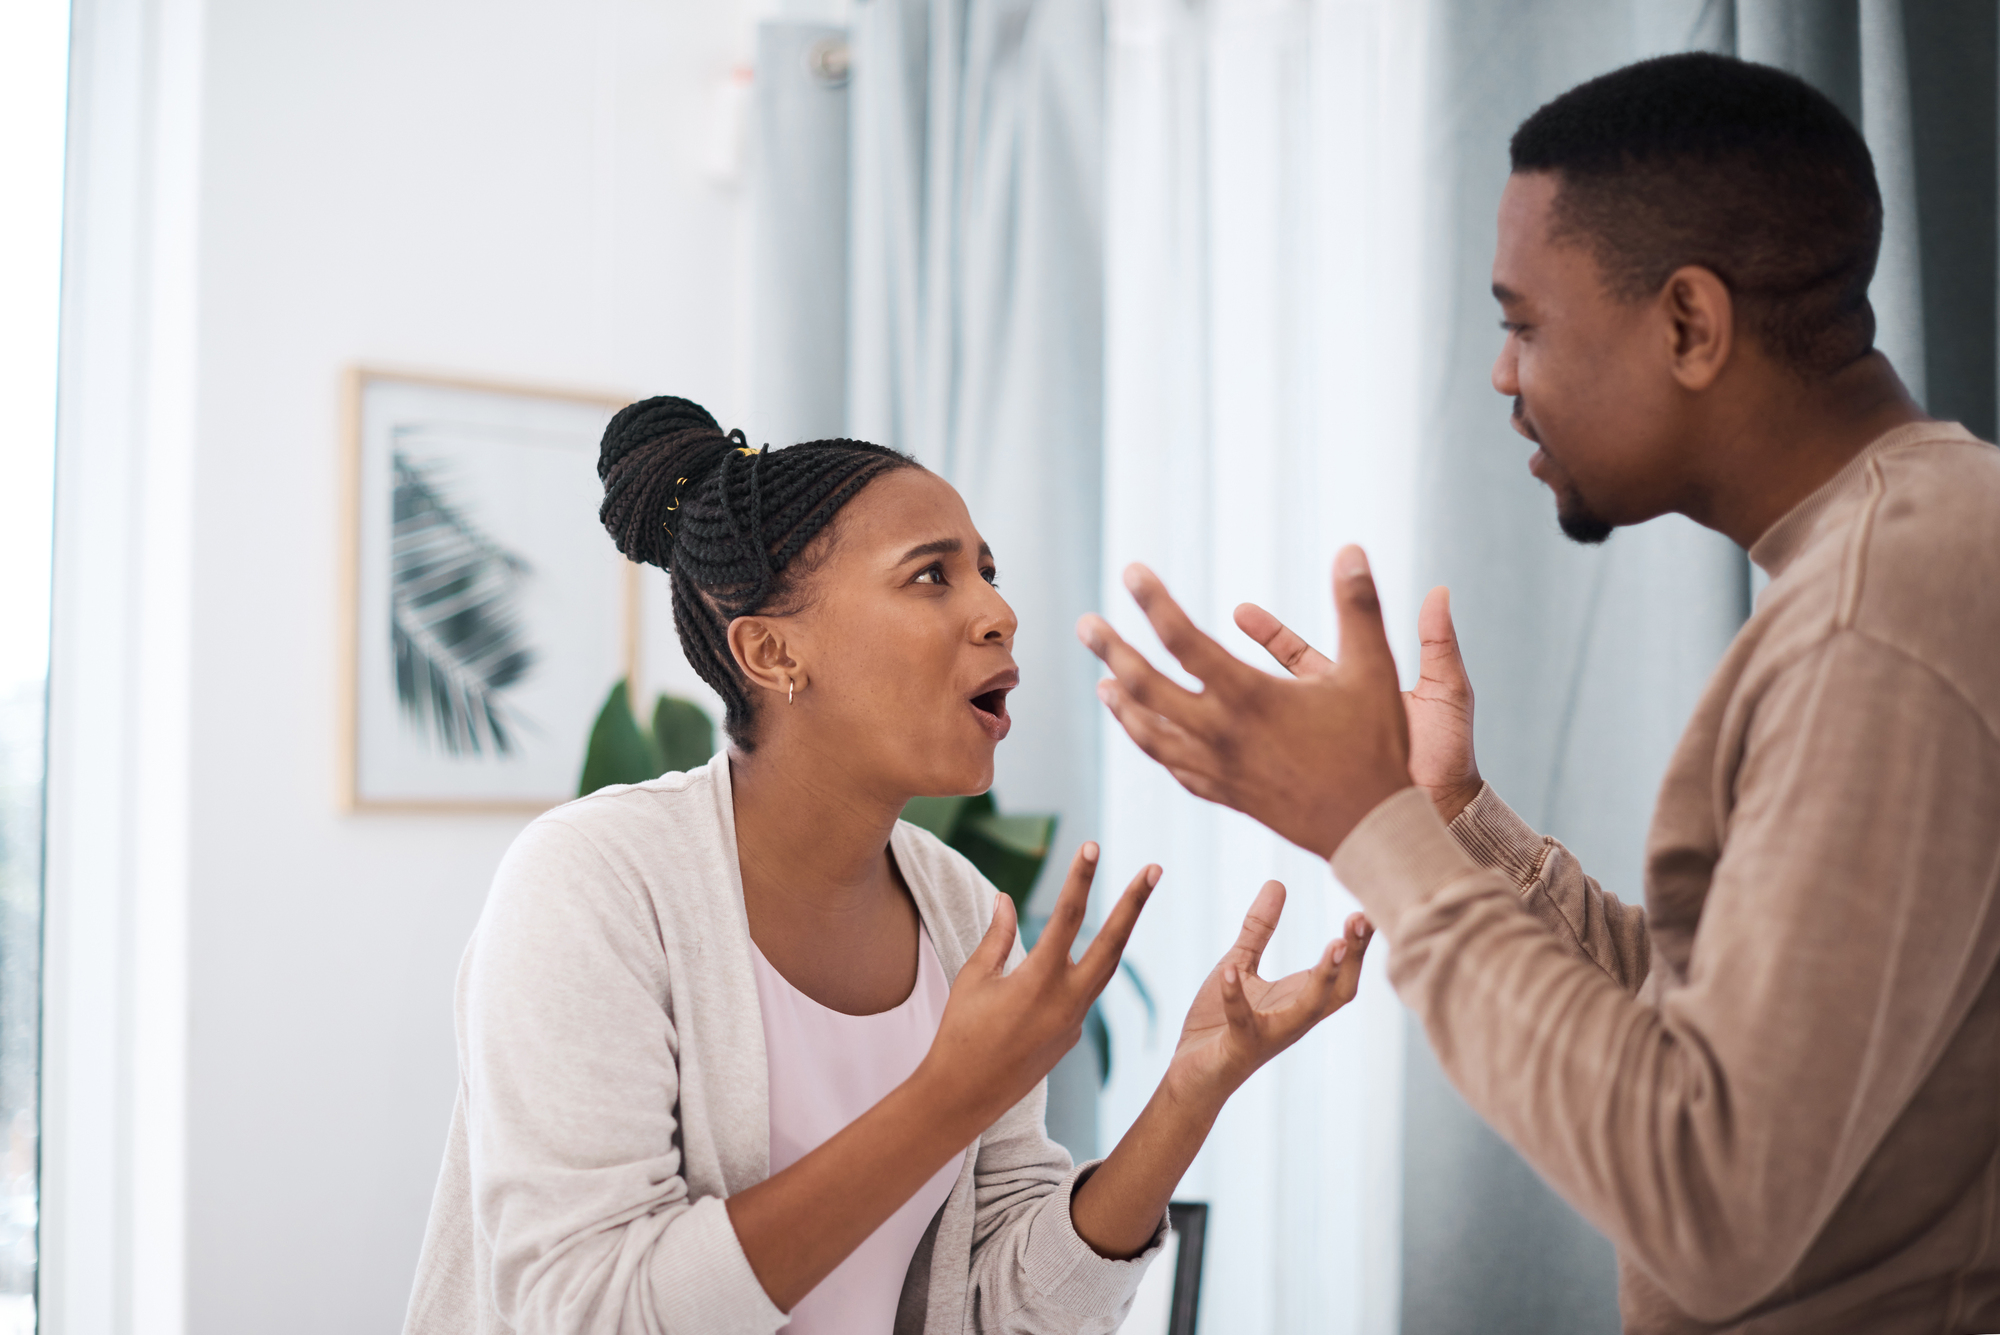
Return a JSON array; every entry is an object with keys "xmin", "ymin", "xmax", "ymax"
[{"xmin": 1492, "ymin": 171, "xmax": 1568, "ymax": 304}]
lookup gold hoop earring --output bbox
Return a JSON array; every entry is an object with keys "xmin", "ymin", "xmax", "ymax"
[{"xmin": 788, "ymin": 679, "xmax": 795, "ymax": 705}]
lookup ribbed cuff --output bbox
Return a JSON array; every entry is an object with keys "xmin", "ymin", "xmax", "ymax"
[
  {"xmin": 648, "ymin": 1193, "xmax": 789, "ymax": 1334},
  {"xmin": 1447, "ymin": 784, "xmax": 1551, "ymax": 891},
  {"xmin": 1019, "ymin": 1160, "xmax": 1166, "ymax": 1313},
  {"xmin": 1331, "ymin": 787, "xmax": 1485, "ymax": 935}
]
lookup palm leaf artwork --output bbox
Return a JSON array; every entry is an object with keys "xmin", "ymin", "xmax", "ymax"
[
  {"xmin": 900, "ymin": 794, "xmax": 1156, "ymax": 1085},
  {"xmin": 578, "ymin": 680, "xmax": 718, "ymax": 795},
  {"xmin": 391, "ymin": 450, "xmax": 538, "ymax": 756}
]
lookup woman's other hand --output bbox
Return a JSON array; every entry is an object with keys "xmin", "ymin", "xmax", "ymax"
[
  {"xmin": 1165, "ymin": 882, "xmax": 1371, "ymax": 1104},
  {"xmin": 919, "ymin": 844, "xmax": 1156, "ymax": 1131}
]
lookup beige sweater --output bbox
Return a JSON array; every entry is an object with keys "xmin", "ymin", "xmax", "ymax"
[
  {"xmin": 1334, "ymin": 421, "xmax": 2000, "ymax": 1333},
  {"xmin": 403, "ymin": 752, "xmax": 1161, "ymax": 1335}
]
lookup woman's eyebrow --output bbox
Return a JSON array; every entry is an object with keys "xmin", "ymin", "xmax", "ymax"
[{"xmin": 898, "ymin": 537, "xmax": 993, "ymax": 563}]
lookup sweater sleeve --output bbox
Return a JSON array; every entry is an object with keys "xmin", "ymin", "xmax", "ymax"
[
  {"xmin": 1446, "ymin": 784, "xmax": 1651, "ymax": 992},
  {"xmin": 1332, "ymin": 630, "xmax": 2000, "ymax": 1323},
  {"xmin": 952, "ymin": 934, "xmax": 1166, "ymax": 1333},
  {"xmin": 461, "ymin": 818, "xmax": 787, "ymax": 1335},
  {"xmin": 962, "ymin": 1084, "xmax": 1166, "ymax": 1332}
]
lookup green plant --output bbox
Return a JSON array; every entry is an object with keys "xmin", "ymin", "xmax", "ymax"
[
  {"xmin": 898, "ymin": 795, "xmax": 1155, "ymax": 1085},
  {"xmin": 573, "ymin": 685, "xmax": 1154, "ymax": 1084},
  {"xmin": 578, "ymin": 679, "xmax": 717, "ymax": 796}
]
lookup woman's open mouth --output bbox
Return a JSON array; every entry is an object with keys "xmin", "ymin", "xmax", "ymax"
[{"xmin": 967, "ymin": 673, "xmax": 1016, "ymax": 742}]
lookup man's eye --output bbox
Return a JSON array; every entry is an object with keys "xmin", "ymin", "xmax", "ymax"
[
  {"xmin": 913, "ymin": 563, "xmax": 945, "ymax": 585},
  {"xmin": 1500, "ymin": 320, "xmax": 1526, "ymax": 335}
]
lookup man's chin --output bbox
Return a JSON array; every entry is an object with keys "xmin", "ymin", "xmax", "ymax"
[{"xmin": 1555, "ymin": 494, "xmax": 1614, "ymax": 545}]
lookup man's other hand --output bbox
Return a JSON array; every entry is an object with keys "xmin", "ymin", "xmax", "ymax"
[
  {"xmin": 1236, "ymin": 584, "xmax": 1483, "ymax": 827},
  {"xmin": 1077, "ymin": 545, "xmax": 1413, "ymax": 860}
]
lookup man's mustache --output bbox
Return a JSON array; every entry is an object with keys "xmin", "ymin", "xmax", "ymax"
[{"xmin": 1512, "ymin": 396, "xmax": 1542, "ymax": 444}]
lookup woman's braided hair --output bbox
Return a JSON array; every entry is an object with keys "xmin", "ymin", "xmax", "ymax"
[{"xmin": 597, "ymin": 395, "xmax": 917, "ymax": 749}]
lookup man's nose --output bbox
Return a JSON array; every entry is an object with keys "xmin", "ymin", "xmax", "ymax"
[{"xmin": 1491, "ymin": 342, "xmax": 1519, "ymax": 397}]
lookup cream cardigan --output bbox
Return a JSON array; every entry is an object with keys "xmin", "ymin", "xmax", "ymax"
[{"xmin": 403, "ymin": 751, "xmax": 1162, "ymax": 1334}]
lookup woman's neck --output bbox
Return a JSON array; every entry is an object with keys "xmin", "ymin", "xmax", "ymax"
[{"xmin": 727, "ymin": 738, "xmax": 906, "ymax": 914}]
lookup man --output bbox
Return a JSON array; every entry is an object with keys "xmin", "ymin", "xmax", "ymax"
[{"xmin": 1080, "ymin": 53, "xmax": 2000, "ymax": 1334}]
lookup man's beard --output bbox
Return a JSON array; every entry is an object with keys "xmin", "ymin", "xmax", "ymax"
[
  {"xmin": 1515, "ymin": 397, "xmax": 1613, "ymax": 545},
  {"xmin": 1553, "ymin": 480, "xmax": 1614, "ymax": 545}
]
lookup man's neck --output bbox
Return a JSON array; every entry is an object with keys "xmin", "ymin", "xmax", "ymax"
[{"xmin": 1689, "ymin": 351, "xmax": 1929, "ymax": 550}]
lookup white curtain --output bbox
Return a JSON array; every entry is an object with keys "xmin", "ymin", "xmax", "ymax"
[
  {"xmin": 842, "ymin": 0, "xmax": 1111, "ymax": 1153},
  {"xmin": 1098, "ymin": 3, "xmax": 1430, "ymax": 1331}
]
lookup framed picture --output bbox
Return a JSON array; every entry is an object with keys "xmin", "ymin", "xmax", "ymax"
[
  {"xmin": 340, "ymin": 367, "xmax": 636, "ymax": 811},
  {"xmin": 1119, "ymin": 1201, "xmax": 1207, "ymax": 1335}
]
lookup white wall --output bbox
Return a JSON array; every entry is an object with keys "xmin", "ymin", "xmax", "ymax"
[{"xmin": 52, "ymin": 1, "xmax": 758, "ymax": 1330}]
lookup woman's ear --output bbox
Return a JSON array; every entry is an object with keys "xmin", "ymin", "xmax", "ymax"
[
  {"xmin": 1661, "ymin": 264, "xmax": 1734, "ymax": 392},
  {"xmin": 728, "ymin": 616, "xmax": 805, "ymax": 700}
]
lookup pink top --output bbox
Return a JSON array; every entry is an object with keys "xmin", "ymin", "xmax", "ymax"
[{"xmin": 749, "ymin": 924, "xmax": 965, "ymax": 1333}]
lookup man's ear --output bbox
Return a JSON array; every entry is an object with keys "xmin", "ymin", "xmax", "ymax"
[
  {"xmin": 1660, "ymin": 264, "xmax": 1734, "ymax": 392},
  {"xmin": 728, "ymin": 616, "xmax": 803, "ymax": 700}
]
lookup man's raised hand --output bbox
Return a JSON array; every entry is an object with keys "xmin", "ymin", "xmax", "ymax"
[
  {"xmin": 1238, "ymin": 583, "xmax": 1484, "ymax": 826},
  {"xmin": 1077, "ymin": 545, "xmax": 1412, "ymax": 860}
]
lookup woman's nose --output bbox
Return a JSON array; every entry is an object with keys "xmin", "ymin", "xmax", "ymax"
[{"xmin": 976, "ymin": 591, "xmax": 1018, "ymax": 644}]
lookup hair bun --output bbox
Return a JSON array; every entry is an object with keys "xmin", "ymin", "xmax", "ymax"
[{"xmin": 597, "ymin": 395, "xmax": 742, "ymax": 570}]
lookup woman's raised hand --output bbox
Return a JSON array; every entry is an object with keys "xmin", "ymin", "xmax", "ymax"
[
  {"xmin": 1166, "ymin": 882, "xmax": 1371, "ymax": 1103},
  {"xmin": 920, "ymin": 844, "xmax": 1156, "ymax": 1128}
]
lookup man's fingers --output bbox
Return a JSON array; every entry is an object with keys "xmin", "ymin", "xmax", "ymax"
[
  {"xmin": 1076, "ymin": 865, "xmax": 1159, "ymax": 990},
  {"xmin": 1095, "ymin": 679, "xmax": 1216, "ymax": 778},
  {"xmin": 1234, "ymin": 603, "xmax": 1335, "ymax": 680},
  {"xmin": 1078, "ymin": 614, "xmax": 1207, "ymax": 723},
  {"xmin": 967, "ymin": 893, "xmax": 1019, "ymax": 978},
  {"xmin": 1333, "ymin": 546, "xmax": 1400, "ymax": 684},
  {"xmin": 1121, "ymin": 565, "xmax": 1248, "ymax": 688},
  {"xmin": 1416, "ymin": 586, "xmax": 1471, "ymax": 701},
  {"xmin": 1229, "ymin": 880, "xmax": 1286, "ymax": 973}
]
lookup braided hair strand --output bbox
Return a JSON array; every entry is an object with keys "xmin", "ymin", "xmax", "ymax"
[{"xmin": 597, "ymin": 395, "xmax": 917, "ymax": 750}]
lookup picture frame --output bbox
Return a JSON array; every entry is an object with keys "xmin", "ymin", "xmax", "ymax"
[
  {"xmin": 339, "ymin": 366, "xmax": 637, "ymax": 811},
  {"xmin": 1120, "ymin": 1200, "xmax": 1207, "ymax": 1335}
]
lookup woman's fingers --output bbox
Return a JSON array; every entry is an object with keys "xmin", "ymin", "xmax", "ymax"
[
  {"xmin": 966, "ymin": 892, "xmax": 1019, "ymax": 979},
  {"xmin": 1220, "ymin": 964, "xmax": 1260, "ymax": 1038},
  {"xmin": 1031, "ymin": 842, "xmax": 1101, "ymax": 966},
  {"xmin": 1075, "ymin": 864, "xmax": 1159, "ymax": 990},
  {"xmin": 1229, "ymin": 881, "xmax": 1287, "ymax": 974},
  {"xmin": 1330, "ymin": 913, "xmax": 1374, "ymax": 1007}
]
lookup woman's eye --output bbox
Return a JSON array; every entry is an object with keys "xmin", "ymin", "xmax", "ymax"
[
  {"xmin": 981, "ymin": 567, "xmax": 998, "ymax": 586},
  {"xmin": 913, "ymin": 563, "xmax": 945, "ymax": 585}
]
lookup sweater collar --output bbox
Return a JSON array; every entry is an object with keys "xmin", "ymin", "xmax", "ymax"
[{"xmin": 1748, "ymin": 419, "xmax": 1978, "ymax": 578}]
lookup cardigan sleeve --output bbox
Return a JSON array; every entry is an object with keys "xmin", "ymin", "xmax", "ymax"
[
  {"xmin": 457, "ymin": 817, "xmax": 787, "ymax": 1335},
  {"xmin": 956, "ymin": 938, "xmax": 1168, "ymax": 1333}
]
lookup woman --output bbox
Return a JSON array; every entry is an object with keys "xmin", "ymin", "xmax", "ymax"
[{"xmin": 404, "ymin": 397, "xmax": 1374, "ymax": 1334}]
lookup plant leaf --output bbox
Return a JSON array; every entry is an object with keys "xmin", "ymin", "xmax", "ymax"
[
  {"xmin": 391, "ymin": 450, "xmax": 537, "ymax": 756},
  {"xmin": 899, "ymin": 795, "xmax": 975, "ymax": 841},
  {"xmin": 1085, "ymin": 1001, "xmax": 1112, "ymax": 1085},
  {"xmin": 578, "ymin": 679, "xmax": 661, "ymax": 795},
  {"xmin": 652, "ymin": 694, "xmax": 717, "ymax": 773},
  {"xmin": 952, "ymin": 810, "xmax": 1056, "ymax": 917}
]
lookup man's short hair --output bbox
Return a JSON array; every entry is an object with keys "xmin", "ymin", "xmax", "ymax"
[{"xmin": 1510, "ymin": 52, "xmax": 1883, "ymax": 378}]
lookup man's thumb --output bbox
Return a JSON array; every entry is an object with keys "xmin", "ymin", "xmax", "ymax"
[
  {"xmin": 1418, "ymin": 585, "xmax": 1470, "ymax": 695},
  {"xmin": 1333, "ymin": 546, "xmax": 1398, "ymax": 682}
]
